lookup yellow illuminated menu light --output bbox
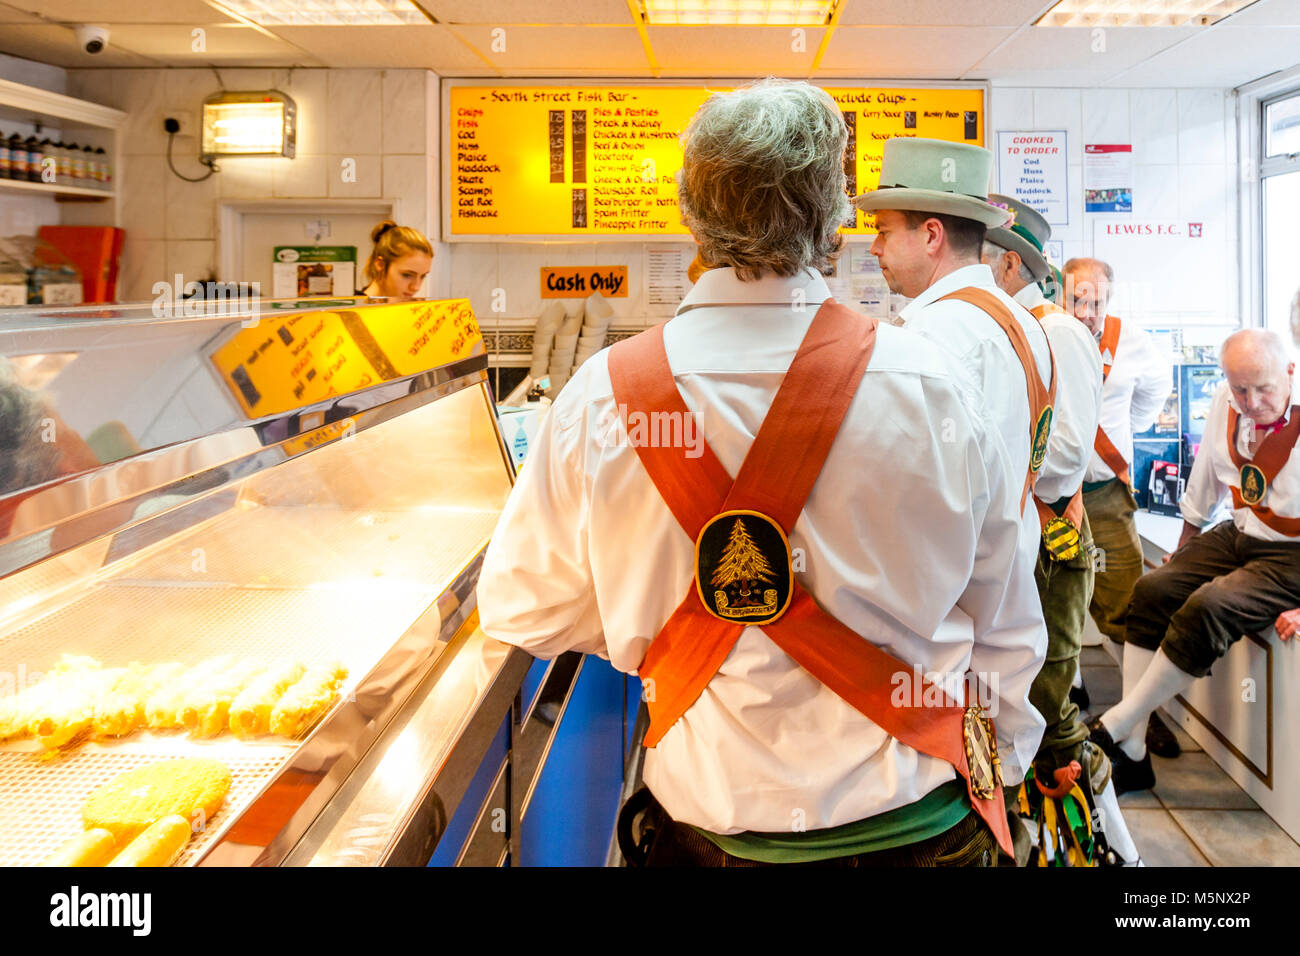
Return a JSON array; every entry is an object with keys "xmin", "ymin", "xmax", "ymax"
[
  {"xmin": 201, "ymin": 91, "xmax": 296, "ymax": 159},
  {"xmin": 640, "ymin": 0, "xmax": 837, "ymax": 25},
  {"xmin": 1034, "ymin": 0, "xmax": 1257, "ymax": 27}
]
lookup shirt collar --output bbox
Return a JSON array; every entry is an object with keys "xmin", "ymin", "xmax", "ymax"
[
  {"xmin": 675, "ymin": 266, "xmax": 832, "ymax": 315},
  {"xmin": 1012, "ymin": 282, "xmax": 1047, "ymax": 310},
  {"xmin": 1228, "ymin": 391, "xmax": 1295, "ymax": 430},
  {"xmin": 898, "ymin": 263, "xmax": 996, "ymax": 322}
]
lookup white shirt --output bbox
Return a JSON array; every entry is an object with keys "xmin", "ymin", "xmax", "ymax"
[
  {"xmin": 1086, "ymin": 317, "xmax": 1172, "ymax": 483},
  {"xmin": 898, "ymin": 264, "xmax": 1054, "ymax": 570},
  {"xmin": 477, "ymin": 267, "xmax": 1046, "ymax": 834},
  {"xmin": 1180, "ymin": 383, "xmax": 1300, "ymax": 542},
  {"xmin": 1012, "ymin": 284, "xmax": 1103, "ymax": 503}
]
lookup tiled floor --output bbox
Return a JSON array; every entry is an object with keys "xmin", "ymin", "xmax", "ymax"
[{"xmin": 1078, "ymin": 643, "xmax": 1300, "ymax": 867}]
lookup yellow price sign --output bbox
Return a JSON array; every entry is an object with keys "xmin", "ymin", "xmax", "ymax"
[
  {"xmin": 210, "ymin": 299, "xmax": 483, "ymax": 418},
  {"xmin": 448, "ymin": 84, "xmax": 983, "ymax": 238}
]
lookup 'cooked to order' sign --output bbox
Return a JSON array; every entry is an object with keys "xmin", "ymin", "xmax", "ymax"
[{"xmin": 448, "ymin": 84, "xmax": 984, "ymax": 238}]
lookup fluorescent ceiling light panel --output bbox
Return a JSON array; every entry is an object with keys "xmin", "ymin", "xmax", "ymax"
[
  {"xmin": 640, "ymin": 0, "xmax": 837, "ymax": 26},
  {"xmin": 1035, "ymin": 0, "xmax": 1258, "ymax": 27},
  {"xmin": 218, "ymin": 0, "xmax": 426, "ymax": 26}
]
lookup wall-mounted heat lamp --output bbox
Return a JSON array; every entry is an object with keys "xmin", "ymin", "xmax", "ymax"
[{"xmin": 201, "ymin": 91, "xmax": 296, "ymax": 160}]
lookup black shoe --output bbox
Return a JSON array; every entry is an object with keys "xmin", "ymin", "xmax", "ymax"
[
  {"xmin": 1087, "ymin": 717, "xmax": 1119, "ymax": 760},
  {"xmin": 1069, "ymin": 682, "xmax": 1091, "ymax": 711},
  {"xmin": 1146, "ymin": 712, "xmax": 1181, "ymax": 758},
  {"xmin": 1111, "ymin": 749, "xmax": 1157, "ymax": 795}
]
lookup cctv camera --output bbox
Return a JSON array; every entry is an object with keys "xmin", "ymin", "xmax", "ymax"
[{"xmin": 74, "ymin": 25, "xmax": 109, "ymax": 55}]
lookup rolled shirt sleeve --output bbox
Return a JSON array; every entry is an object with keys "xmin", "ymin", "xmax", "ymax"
[
  {"xmin": 1034, "ymin": 316, "xmax": 1103, "ymax": 503},
  {"xmin": 1129, "ymin": 331, "xmax": 1174, "ymax": 436},
  {"xmin": 477, "ymin": 383, "xmax": 609, "ymax": 660}
]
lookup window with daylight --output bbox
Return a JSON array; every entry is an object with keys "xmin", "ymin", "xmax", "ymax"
[{"xmin": 1260, "ymin": 89, "xmax": 1300, "ymax": 343}]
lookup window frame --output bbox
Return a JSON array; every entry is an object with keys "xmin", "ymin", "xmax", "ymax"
[{"xmin": 1237, "ymin": 67, "xmax": 1300, "ymax": 332}]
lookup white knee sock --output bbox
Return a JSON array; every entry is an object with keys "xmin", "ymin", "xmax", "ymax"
[
  {"xmin": 1094, "ymin": 779, "xmax": 1139, "ymax": 864},
  {"xmin": 1072, "ymin": 661, "xmax": 1083, "ymax": 689},
  {"xmin": 1099, "ymin": 648, "xmax": 1196, "ymax": 759},
  {"xmin": 1121, "ymin": 642, "xmax": 1157, "ymax": 697}
]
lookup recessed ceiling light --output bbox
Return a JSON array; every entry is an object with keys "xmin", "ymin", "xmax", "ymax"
[
  {"xmin": 1035, "ymin": 0, "xmax": 1258, "ymax": 28},
  {"xmin": 217, "ymin": 0, "xmax": 427, "ymax": 26},
  {"xmin": 640, "ymin": 0, "xmax": 838, "ymax": 27}
]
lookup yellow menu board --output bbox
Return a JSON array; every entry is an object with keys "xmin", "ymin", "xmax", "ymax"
[
  {"xmin": 448, "ymin": 84, "xmax": 984, "ymax": 238},
  {"xmin": 210, "ymin": 299, "xmax": 483, "ymax": 418}
]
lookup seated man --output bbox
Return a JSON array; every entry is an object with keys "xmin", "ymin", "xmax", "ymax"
[{"xmin": 1090, "ymin": 329, "xmax": 1300, "ymax": 792}]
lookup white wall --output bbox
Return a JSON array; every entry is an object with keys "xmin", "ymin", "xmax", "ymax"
[
  {"xmin": 991, "ymin": 86, "xmax": 1238, "ymax": 334},
  {"xmin": 61, "ymin": 67, "xmax": 438, "ymax": 302}
]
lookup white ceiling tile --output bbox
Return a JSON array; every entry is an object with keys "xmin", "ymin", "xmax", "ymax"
[
  {"xmin": 1221, "ymin": 0, "xmax": 1300, "ymax": 26},
  {"xmin": 0, "ymin": 3, "xmax": 45, "ymax": 23},
  {"xmin": 419, "ymin": 0, "xmax": 632, "ymax": 23},
  {"xmin": 0, "ymin": 24, "xmax": 159, "ymax": 66},
  {"xmin": 836, "ymin": 0, "xmax": 1053, "ymax": 27},
  {"xmin": 819, "ymin": 26, "xmax": 1012, "ymax": 77},
  {"xmin": 968, "ymin": 25, "xmax": 1200, "ymax": 83},
  {"xmin": 449, "ymin": 25, "xmax": 649, "ymax": 72},
  {"xmin": 1104, "ymin": 25, "xmax": 1300, "ymax": 87},
  {"xmin": 267, "ymin": 24, "xmax": 486, "ymax": 70},
  {"xmin": 0, "ymin": 0, "xmax": 239, "ymax": 24},
  {"xmin": 105, "ymin": 24, "xmax": 320, "ymax": 65},
  {"xmin": 646, "ymin": 25, "xmax": 824, "ymax": 75}
]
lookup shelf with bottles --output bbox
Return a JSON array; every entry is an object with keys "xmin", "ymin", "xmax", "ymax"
[{"xmin": 0, "ymin": 177, "xmax": 114, "ymax": 201}]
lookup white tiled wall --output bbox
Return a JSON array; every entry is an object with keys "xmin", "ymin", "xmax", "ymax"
[
  {"xmin": 60, "ymin": 67, "xmax": 438, "ymax": 302},
  {"xmin": 990, "ymin": 84, "xmax": 1238, "ymax": 331}
]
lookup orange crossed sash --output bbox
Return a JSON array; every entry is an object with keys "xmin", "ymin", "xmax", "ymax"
[
  {"xmin": 606, "ymin": 297, "xmax": 1013, "ymax": 855},
  {"xmin": 1093, "ymin": 315, "xmax": 1132, "ymax": 487},
  {"xmin": 1027, "ymin": 300, "xmax": 1086, "ymax": 533},
  {"xmin": 938, "ymin": 288, "xmax": 1057, "ymax": 518},
  {"xmin": 1226, "ymin": 404, "xmax": 1300, "ymax": 536}
]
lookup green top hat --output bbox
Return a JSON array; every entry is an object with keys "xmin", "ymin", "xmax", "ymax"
[
  {"xmin": 985, "ymin": 193, "xmax": 1051, "ymax": 281},
  {"xmin": 853, "ymin": 137, "xmax": 1011, "ymax": 228}
]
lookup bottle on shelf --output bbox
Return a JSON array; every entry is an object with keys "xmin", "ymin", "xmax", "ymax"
[
  {"xmin": 36, "ymin": 138, "xmax": 52, "ymax": 183},
  {"xmin": 97, "ymin": 147, "xmax": 112, "ymax": 191},
  {"xmin": 56, "ymin": 141, "xmax": 74, "ymax": 184},
  {"xmin": 82, "ymin": 145, "xmax": 96, "ymax": 187},
  {"xmin": 26, "ymin": 136, "xmax": 42, "ymax": 183},
  {"xmin": 0, "ymin": 130, "xmax": 11, "ymax": 180},
  {"xmin": 10, "ymin": 133, "xmax": 28, "ymax": 183},
  {"xmin": 69, "ymin": 142, "xmax": 86, "ymax": 182}
]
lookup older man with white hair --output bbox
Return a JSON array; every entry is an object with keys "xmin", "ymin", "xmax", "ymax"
[
  {"xmin": 479, "ymin": 80, "xmax": 1046, "ymax": 866},
  {"xmin": 1090, "ymin": 328, "xmax": 1300, "ymax": 792}
]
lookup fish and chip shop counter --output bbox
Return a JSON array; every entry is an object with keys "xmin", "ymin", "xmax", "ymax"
[{"xmin": 0, "ymin": 296, "xmax": 630, "ymax": 867}]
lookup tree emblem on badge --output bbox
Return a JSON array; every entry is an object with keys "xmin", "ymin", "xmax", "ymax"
[
  {"xmin": 1241, "ymin": 463, "xmax": 1266, "ymax": 505},
  {"xmin": 695, "ymin": 511, "xmax": 792, "ymax": 624}
]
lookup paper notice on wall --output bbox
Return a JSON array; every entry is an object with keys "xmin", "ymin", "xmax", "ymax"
[
  {"xmin": 847, "ymin": 245, "xmax": 889, "ymax": 320},
  {"xmin": 647, "ymin": 246, "xmax": 691, "ymax": 307},
  {"xmin": 997, "ymin": 130, "xmax": 1069, "ymax": 225},
  {"xmin": 272, "ymin": 246, "xmax": 356, "ymax": 298},
  {"xmin": 1084, "ymin": 144, "xmax": 1133, "ymax": 213}
]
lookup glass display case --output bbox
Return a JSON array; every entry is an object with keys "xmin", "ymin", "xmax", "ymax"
[{"xmin": 0, "ymin": 296, "xmax": 535, "ymax": 866}]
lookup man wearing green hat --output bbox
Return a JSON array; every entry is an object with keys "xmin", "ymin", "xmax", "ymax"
[
  {"xmin": 857, "ymin": 138, "xmax": 1053, "ymax": 860},
  {"xmin": 857, "ymin": 138, "xmax": 1052, "ymax": 591},
  {"xmin": 981, "ymin": 195, "xmax": 1140, "ymax": 865}
]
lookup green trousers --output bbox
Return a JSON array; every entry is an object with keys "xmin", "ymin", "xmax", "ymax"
[
  {"xmin": 1082, "ymin": 478, "xmax": 1143, "ymax": 644},
  {"xmin": 1029, "ymin": 506, "xmax": 1095, "ymax": 771}
]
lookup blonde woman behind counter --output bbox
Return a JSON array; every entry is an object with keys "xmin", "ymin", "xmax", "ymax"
[{"xmin": 358, "ymin": 221, "xmax": 432, "ymax": 300}]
